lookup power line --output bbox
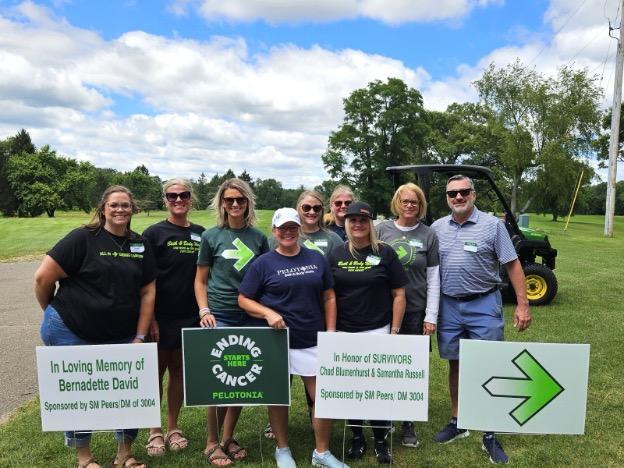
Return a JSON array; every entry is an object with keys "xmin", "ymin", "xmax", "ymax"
[{"xmin": 528, "ymin": 0, "xmax": 589, "ymax": 66}]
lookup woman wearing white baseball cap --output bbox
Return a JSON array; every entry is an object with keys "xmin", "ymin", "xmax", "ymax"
[{"xmin": 239, "ymin": 208, "xmax": 347, "ymax": 468}]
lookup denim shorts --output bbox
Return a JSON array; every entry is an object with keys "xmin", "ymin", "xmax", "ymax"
[
  {"xmin": 213, "ymin": 310, "xmax": 266, "ymax": 328},
  {"xmin": 437, "ymin": 290, "xmax": 504, "ymax": 360},
  {"xmin": 40, "ymin": 304, "xmax": 138, "ymax": 447}
]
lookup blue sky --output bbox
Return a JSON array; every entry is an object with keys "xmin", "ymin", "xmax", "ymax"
[{"xmin": 0, "ymin": 0, "xmax": 621, "ymax": 185}]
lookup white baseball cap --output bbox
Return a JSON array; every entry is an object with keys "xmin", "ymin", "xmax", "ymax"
[{"xmin": 272, "ymin": 207, "xmax": 301, "ymax": 227}]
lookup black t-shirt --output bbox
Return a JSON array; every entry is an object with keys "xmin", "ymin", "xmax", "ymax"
[
  {"xmin": 49, "ymin": 227, "xmax": 157, "ymax": 343},
  {"xmin": 328, "ymin": 243, "xmax": 408, "ymax": 333},
  {"xmin": 142, "ymin": 220, "xmax": 205, "ymax": 320}
]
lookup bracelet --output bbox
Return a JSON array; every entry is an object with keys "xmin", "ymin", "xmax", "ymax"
[
  {"xmin": 135, "ymin": 334, "xmax": 146, "ymax": 342},
  {"xmin": 199, "ymin": 307, "xmax": 212, "ymax": 319},
  {"xmin": 390, "ymin": 327, "xmax": 400, "ymax": 334}
]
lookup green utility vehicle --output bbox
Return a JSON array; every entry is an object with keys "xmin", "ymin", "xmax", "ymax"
[{"xmin": 386, "ymin": 164, "xmax": 558, "ymax": 305}]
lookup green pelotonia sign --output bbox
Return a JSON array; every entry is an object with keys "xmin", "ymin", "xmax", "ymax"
[{"xmin": 182, "ymin": 327, "xmax": 290, "ymax": 406}]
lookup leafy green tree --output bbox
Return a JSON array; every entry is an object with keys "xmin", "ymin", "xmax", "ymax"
[
  {"xmin": 193, "ymin": 172, "xmax": 212, "ymax": 210},
  {"xmin": 0, "ymin": 129, "xmax": 36, "ymax": 216},
  {"xmin": 322, "ymin": 78, "xmax": 430, "ymax": 214},
  {"xmin": 255, "ymin": 178, "xmax": 285, "ymax": 210},
  {"xmin": 6, "ymin": 146, "xmax": 66, "ymax": 217},
  {"xmin": 62, "ymin": 160, "xmax": 98, "ymax": 213},
  {"xmin": 594, "ymin": 105, "xmax": 624, "ymax": 165},
  {"xmin": 474, "ymin": 61, "xmax": 602, "ymax": 214},
  {"xmin": 114, "ymin": 165, "xmax": 162, "ymax": 213}
]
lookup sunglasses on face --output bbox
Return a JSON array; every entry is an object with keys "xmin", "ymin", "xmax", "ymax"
[
  {"xmin": 446, "ymin": 189, "xmax": 473, "ymax": 198},
  {"xmin": 223, "ymin": 197, "xmax": 248, "ymax": 206},
  {"xmin": 301, "ymin": 204, "xmax": 323, "ymax": 213},
  {"xmin": 107, "ymin": 202, "xmax": 132, "ymax": 211},
  {"xmin": 333, "ymin": 200, "xmax": 352, "ymax": 207},
  {"xmin": 165, "ymin": 191, "xmax": 191, "ymax": 202}
]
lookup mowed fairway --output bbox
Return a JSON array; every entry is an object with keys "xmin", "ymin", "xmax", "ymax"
[{"xmin": 0, "ymin": 212, "xmax": 622, "ymax": 467}]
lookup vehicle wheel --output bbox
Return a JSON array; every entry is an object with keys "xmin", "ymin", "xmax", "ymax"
[{"xmin": 523, "ymin": 263, "xmax": 558, "ymax": 306}]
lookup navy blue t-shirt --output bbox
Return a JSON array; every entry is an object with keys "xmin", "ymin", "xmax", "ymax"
[{"xmin": 239, "ymin": 248, "xmax": 333, "ymax": 349}]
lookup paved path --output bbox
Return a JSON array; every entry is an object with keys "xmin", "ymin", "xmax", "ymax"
[{"xmin": 0, "ymin": 261, "xmax": 41, "ymax": 423}]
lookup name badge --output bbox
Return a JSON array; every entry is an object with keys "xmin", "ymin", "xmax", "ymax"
[
  {"xmin": 366, "ymin": 255, "xmax": 381, "ymax": 265},
  {"xmin": 130, "ymin": 243, "xmax": 145, "ymax": 253},
  {"xmin": 409, "ymin": 239, "xmax": 423, "ymax": 248},
  {"xmin": 314, "ymin": 240, "xmax": 328, "ymax": 247},
  {"xmin": 463, "ymin": 241, "xmax": 478, "ymax": 252},
  {"xmin": 191, "ymin": 233, "xmax": 201, "ymax": 242}
]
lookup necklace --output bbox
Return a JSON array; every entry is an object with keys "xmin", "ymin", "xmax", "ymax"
[{"xmin": 106, "ymin": 230, "xmax": 129, "ymax": 251}]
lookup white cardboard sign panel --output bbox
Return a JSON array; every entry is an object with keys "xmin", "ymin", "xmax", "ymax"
[
  {"xmin": 36, "ymin": 343, "xmax": 160, "ymax": 431},
  {"xmin": 315, "ymin": 332, "xmax": 430, "ymax": 421}
]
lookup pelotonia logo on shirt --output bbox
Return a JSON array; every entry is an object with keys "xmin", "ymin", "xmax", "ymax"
[
  {"xmin": 388, "ymin": 237, "xmax": 423, "ymax": 267},
  {"xmin": 209, "ymin": 333, "xmax": 264, "ymax": 400}
]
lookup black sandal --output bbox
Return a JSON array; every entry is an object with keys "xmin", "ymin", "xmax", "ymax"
[{"xmin": 347, "ymin": 436, "xmax": 367, "ymax": 459}]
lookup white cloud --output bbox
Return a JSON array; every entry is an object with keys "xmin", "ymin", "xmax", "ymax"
[{"xmin": 187, "ymin": 0, "xmax": 502, "ymax": 25}]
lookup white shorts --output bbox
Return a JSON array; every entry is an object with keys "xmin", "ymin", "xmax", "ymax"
[{"xmin": 289, "ymin": 346, "xmax": 318, "ymax": 376}]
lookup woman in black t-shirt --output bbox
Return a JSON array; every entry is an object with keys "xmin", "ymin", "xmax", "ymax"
[
  {"xmin": 35, "ymin": 185, "xmax": 155, "ymax": 468},
  {"xmin": 142, "ymin": 179, "xmax": 205, "ymax": 457},
  {"xmin": 327, "ymin": 201, "xmax": 408, "ymax": 465}
]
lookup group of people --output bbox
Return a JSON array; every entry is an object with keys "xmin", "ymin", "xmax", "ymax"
[{"xmin": 34, "ymin": 174, "xmax": 531, "ymax": 468}]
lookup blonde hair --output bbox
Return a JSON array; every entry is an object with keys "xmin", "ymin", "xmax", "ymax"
[
  {"xmin": 85, "ymin": 185, "xmax": 137, "ymax": 233},
  {"xmin": 297, "ymin": 190, "xmax": 326, "ymax": 231},
  {"xmin": 211, "ymin": 178, "xmax": 257, "ymax": 228},
  {"xmin": 326, "ymin": 184, "xmax": 355, "ymax": 225},
  {"xmin": 390, "ymin": 183, "xmax": 427, "ymax": 220},
  {"xmin": 345, "ymin": 216, "xmax": 382, "ymax": 257}
]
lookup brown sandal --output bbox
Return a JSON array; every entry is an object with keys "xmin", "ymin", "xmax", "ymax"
[
  {"xmin": 222, "ymin": 438, "xmax": 247, "ymax": 461},
  {"xmin": 145, "ymin": 431, "xmax": 166, "ymax": 457},
  {"xmin": 203, "ymin": 444, "xmax": 233, "ymax": 466},
  {"xmin": 112, "ymin": 454, "xmax": 146, "ymax": 468},
  {"xmin": 165, "ymin": 429, "xmax": 188, "ymax": 452},
  {"xmin": 77, "ymin": 458, "xmax": 100, "ymax": 468}
]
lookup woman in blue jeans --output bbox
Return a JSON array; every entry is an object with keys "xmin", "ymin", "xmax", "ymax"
[{"xmin": 35, "ymin": 185, "xmax": 156, "ymax": 468}]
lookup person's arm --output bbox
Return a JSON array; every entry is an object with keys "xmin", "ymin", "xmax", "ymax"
[
  {"xmin": 194, "ymin": 265, "xmax": 216, "ymax": 328},
  {"xmin": 33, "ymin": 255, "xmax": 67, "ymax": 310},
  {"xmin": 390, "ymin": 287, "xmax": 406, "ymax": 335},
  {"xmin": 423, "ymin": 265, "xmax": 440, "ymax": 335},
  {"xmin": 323, "ymin": 289, "xmax": 337, "ymax": 331},
  {"xmin": 505, "ymin": 259, "xmax": 532, "ymax": 331},
  {"xmin": 238, "ymin": 293, "xmax": 285, "ymax": 329},
  {"xmin": 134, "ymin": 280, "xmax": 155, "ymax": 343}
]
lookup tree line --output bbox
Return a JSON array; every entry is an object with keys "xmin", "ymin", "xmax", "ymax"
[{"xmin": 1, "ymin": 61, "xmax": 623, "ymax": 220}]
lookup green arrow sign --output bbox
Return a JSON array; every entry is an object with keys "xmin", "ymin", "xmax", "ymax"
[
  {"xmin": 222, "ymin": 238, "xmax": 254, "ymax": 271},
  {"xmin": 482, "ymin": 349, "xmax": 564, "ymax": 426}
]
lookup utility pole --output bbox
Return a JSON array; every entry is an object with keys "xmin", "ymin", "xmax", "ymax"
[{"xmin": 605, "ymin": 0, "xmax": 624, "ymax": 237}]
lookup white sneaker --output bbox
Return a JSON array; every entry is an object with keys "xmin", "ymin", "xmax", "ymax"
[
  {"xmin": 312, "ymin": 449, "xmax": 349, "ymax": 467},
  {"xmin": 275, "ymin": 446, "xmax": 297, "ymax": 468}
]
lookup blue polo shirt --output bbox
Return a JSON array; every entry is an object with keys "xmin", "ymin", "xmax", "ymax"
[{"xmin": 431, "ymin": 207, "xmax": 517, "ymax": 297}]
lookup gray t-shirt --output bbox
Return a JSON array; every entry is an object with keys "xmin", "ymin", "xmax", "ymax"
[
  {"xmin": 376, "ymin": 220, "xmax": 439, "ymax": 316},
  {"xmin": 268, "ymin": 228, "xmax": 343, "ymax": 256}
]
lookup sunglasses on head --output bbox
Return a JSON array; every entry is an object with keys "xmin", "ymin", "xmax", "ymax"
[
  {"xmin": 301, "ymin": 204, "xmax": 322, "ymax": 213},
  {"xmin": 223, "ymin": 196, "xmax": 248, "ymax": 205},
  {"xmin": 165, "ymin": 191, "xmax": 191, "ymax": 202},
  {"xmin": 333, "ymin": 200, "xmax": 352, "ymax": 207},
  {"xmin": 446, "ymin": 189, "xmax": 473, "ymax": 198}
]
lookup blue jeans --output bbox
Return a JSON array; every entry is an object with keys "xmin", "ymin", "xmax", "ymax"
[
  {"xmin": 40, "ymin": 305, "xmax": 138, "ymax": 447},
  {"xmin": 213, "ymin": 309, "xmax": 266, "ymax": 328}
]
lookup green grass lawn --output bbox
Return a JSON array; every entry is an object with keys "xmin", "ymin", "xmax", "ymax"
[{"xmin": 0, "ymin": 212, "xmax": 623, "ymax": 466}]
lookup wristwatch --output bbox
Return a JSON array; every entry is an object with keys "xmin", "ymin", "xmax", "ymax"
[
  {"xmin": 390, "ymin": 327, "xmax": 400, "ymax": 334},
  {"xmin": 135, "ymin": 334, "xmax": 146, "ymax": 342}
]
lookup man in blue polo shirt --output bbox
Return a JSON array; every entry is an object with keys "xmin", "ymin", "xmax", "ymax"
[{"xmin": 431, "ymin": 174, "xmax": 531, "ymax": 465}]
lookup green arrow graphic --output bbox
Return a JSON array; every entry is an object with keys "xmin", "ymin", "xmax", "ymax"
[
  {"xmin": 303, "ymin": 239, "xmax": 324, "ymax": 254},
  {"xmin": 222, "ymin": 238, "xmax": 254, "ymax": 271},
  {"xmin": 482, "ymin": 349, "xmax": 564, "ymax": 426},
  {"xmin": 395, "ymin": 245, "xmax": 408, "ymax": 259}
]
